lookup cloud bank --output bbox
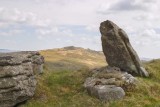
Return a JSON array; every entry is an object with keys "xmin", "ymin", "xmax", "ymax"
[{"xmin": 0, "ymin": 0, "xmax": 160, "ymax": 58}]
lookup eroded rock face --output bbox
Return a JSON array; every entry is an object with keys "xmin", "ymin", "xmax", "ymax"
[
  {"xmin": 84, "ymin": 66, "xmax": 137, "ymax": 101},
  {"xmin": 0, "ymin": 51, "xmax": 44, "ymax": 107},
  {"xmin": 100, "ymin": 20, "xmax": 148, "ymax": 77}
]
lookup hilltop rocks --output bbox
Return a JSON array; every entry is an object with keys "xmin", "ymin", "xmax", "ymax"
[
  {"xmin": 100, "ymin": 20, "xmax": 148, "ymax": 77},
  {"xmin": 0, "ymin": 51, "xmax": 44, "ymax": 107},
  {"xmin": 84, "ymin": 20, "xmax": 148, "ymax": 101},
  {"xmin": 84, "ymin": 67, "xmax": 137, "ymax": 101}
]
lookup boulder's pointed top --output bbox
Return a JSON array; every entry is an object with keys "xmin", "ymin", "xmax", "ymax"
[
  {"xmin": 104, "ymin": 20, "xmax": 118, "ymax": 27},
  {"xmin": 105, "ymin": 20, "xmax": 113, "ymax": 24},
  {"xmin": 100, "ymin": 20, "xmax": 119, "ymax": 32}
]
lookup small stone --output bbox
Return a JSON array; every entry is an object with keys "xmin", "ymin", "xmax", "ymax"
[{"xmin": 86, "ymin": 85, "xmax": 125, "ymax": 101}]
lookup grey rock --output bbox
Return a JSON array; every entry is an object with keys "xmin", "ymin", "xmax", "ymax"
[
  {"xmin": 100, "ymin": 20, "xmax": 148, "ymax": 77},
  {"xmin": 86, "ymin": 85, "xmax": 125, "ymax": 101},
  {"xmin": 84, "ymin": 77, "xmax": 117, "ymax": 87},
  {"xmin": 0, "ymin": 51, "xmax": 44, "ymax": 107},
  {"xmin": 84, "ymin": 66, "xmax": 137, "ymax": 101}
]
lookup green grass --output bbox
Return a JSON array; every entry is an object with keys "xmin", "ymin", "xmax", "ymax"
[
  {"xmin": 20, "ymin": 49, "xmax": 160, "ymax": 107},
  {"xmin": 21, "ymin": 66, "xmax": 104, "ymax": 107}
]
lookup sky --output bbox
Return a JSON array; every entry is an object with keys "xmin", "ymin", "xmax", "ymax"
[{"xmin": 0, "ymin": 0, "xmax": 160, "ymax": 58}]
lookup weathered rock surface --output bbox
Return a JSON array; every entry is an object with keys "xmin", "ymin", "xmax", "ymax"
[
  {"xmin": 0, "ymin": 51, "xmax": 44, "ymax": 107},
  {"xmin": 85, "ymin": 85, "xmax": 125, "ymax": 101},
  {"xmin": 84, "ymin": 66, "xmax": 137, "ymax": 101},
  {"xmin": 100, "ymin": 20, "xmax": 148, "ymax": 77}
]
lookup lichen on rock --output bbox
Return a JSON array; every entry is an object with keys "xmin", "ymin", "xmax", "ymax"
[
  {"xmin": 0, "ymin": 51, "xmax": 44, "ymax": 107},
  {"xmin": 84, "ymin": 66, "xmax": 137, "ymax": 101},
  {"xmin": 100, "ymin": 20, "xmax": 148, "ymax": 77}
]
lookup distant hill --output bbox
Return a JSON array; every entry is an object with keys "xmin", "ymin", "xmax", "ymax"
[
  {"xmin": 0, "ymin": 49, "xmax": 13, "ymax": 53},
  {"xmin": 0, "ymin": 49, "xmax": 19, "ymax": 53},
  {"xmin": 40, "ymin": 46, "xmax": 106, "ymax": 71},
  {"xmin": 141, "ymin": 57, "xmax": 152, "ymax": 62}
]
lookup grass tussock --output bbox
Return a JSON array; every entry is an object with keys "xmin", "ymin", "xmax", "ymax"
[{"xmin": 21, "ymin": 49, "xmax": 160, "ymax": 107}]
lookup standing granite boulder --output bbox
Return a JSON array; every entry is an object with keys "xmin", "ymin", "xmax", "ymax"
[
  {"xmin": 0, "ymin": 51, "xmax": 44, "ymax": 107},
  {"xmin": 100, "ymin": 20, "xmax": 148, "ymax": 77}
]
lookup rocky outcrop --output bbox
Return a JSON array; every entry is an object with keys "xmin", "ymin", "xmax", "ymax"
[
  {"xmin": 84, "ymin": 20, "xmax": 148, "ymax": 101},
  {"xmin": 84, "ymin": 66, "xmax": 137, "ymax": 101},
  {"xmin": 100, "ymin": 20, "xmax": 148, "ymax": 77},
  {"xmin": 0, "ymin": 51, "xmax": 44, "ymax": 107}
]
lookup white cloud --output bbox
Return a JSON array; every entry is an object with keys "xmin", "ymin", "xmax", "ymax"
[
  {"xmin": 97, "ymin": 0, "xmax": 159, "ymax": 14},
  {"xmin": 131, "ymin": 29, "xmax": 160, "ymax": 49},
  {"xmin": 36, "ymin": 27, "xmax": 59, "ymax": 35},
  {"xmin": 0, "ymin": 29, "xmax": 24, "ymax": 36},
  {"xmin": 85, "ymin": 25, "xmax": 99, "ymax": 32},
  {"xmin": 0, "ymin": 8, "xmax": 51, "ymax": 28}
]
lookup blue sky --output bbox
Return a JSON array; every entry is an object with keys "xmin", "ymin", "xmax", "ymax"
[{"xmin": 0, "ymin": 0, "xmax": 160, "ymax": 58}]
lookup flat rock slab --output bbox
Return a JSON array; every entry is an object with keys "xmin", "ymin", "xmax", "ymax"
[
  {"xmin": 86, "ymin": 85, "xmax": 125, "ymax": 101},
  {"xmin": 0, "ymin": 51, "xmax": 44, "ymax": 66}
]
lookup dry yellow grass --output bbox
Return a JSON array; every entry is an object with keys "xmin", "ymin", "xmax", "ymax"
[{"xmin": 40, "ymin": 47, "xmax": 106, "ymax": 69}]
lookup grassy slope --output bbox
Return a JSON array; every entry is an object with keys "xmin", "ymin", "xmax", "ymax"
[{"xmin": 21, "ymin": 48, "xmax": 160, "ymax": 107}]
